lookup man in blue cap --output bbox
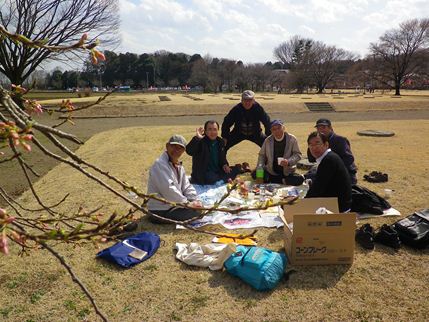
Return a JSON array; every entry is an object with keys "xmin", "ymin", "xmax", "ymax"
[
  {"xmin": 307, "ymin": 118, "xmax": 357, "ymax": 184},
  {"xmin": 256, "ymin": 119, "xmax": 304, "ymax": 185}
]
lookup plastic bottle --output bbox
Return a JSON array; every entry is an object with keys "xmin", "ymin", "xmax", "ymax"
[
  {"xmin": 256, "ymin": 163, "xmax": 264, "ymax": 184},
  {"xmin": 298, "ymin": 180, "xmax": 309, "ymax": 198}
]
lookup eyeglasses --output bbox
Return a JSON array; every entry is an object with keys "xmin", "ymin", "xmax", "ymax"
[{"xmin": 308, "ymin": 142, "xmax": 324, "ymax": 148}]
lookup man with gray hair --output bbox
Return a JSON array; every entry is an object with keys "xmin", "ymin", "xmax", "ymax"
[
  {"xmin": 147, "ymin": 134, "xmax": 202, "ymax": 224},
  {"xmin": 221, "ymin": 90, "xmax": 271, "ymax": 152}
]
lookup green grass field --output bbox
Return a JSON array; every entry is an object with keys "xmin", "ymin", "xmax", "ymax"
[{"xmin": 1, "ymin": 92, "xmax": 429, "ymax": 321}]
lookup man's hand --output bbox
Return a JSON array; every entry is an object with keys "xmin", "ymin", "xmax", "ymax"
[
  {"xmin": 280, "ymin": 159, "xmax": 289, "ymax": 167},
  {"xmin": 223, "ymin": 164, "xmax": 231, "ymax": 173},
  {"xmin": 196, "ymin": 127, "xmax": 204, "ymax": 139}
]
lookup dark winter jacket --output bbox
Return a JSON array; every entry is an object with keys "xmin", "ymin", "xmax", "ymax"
[
  {"xmin": 186, "ymin": 136, "xmax": 228, "ymax": 185},
  {"xmin": 306, "ymin": 151, "xmax": 352, "ymax": 212},
  {"xmin": 221, "ymin": 102, "xmax": 271, "ymax": 139},
  {"xmin": 307, "ymin": 131, "xmax": 357, "ymax": 183}
]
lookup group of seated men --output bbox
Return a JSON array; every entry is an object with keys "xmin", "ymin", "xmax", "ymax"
[{"xmin": 146, "ymin": 90, "xmax": 357, "ymax": 223}]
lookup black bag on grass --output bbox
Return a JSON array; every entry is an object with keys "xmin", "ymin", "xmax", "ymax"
[
  {"xmin": 393, "ymin": 209, "xmax": 429, "ymax": 249},
  {"xmin": 351, "ymin": 185, "xmax": 391, "ymax": 215}
]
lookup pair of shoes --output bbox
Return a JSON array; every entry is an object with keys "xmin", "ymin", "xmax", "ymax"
[
  {"xmin": 363, "ymin": 171, "xmax": 388, "ymax": 183},
  {"xmin": 355, "ymin": 223, "xmax": 375, "ymax": 250},
  {"xmin": 374, "ymin": 224, "xmax": 401, "ymax": 249},
  {"xmin": 356, "ymin": 223, "xmax": 401, "ymax": 250}
]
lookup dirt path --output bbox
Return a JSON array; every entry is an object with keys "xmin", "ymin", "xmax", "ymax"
[{"xmin": 56, "ymin": 109, "xmax": 429, "ymax": 136}]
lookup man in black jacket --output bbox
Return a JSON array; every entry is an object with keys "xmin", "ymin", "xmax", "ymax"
[
  {"xmin": 221, "ymin": 90, "xmax": 271, "ymax": 152},
  {"xmin": 186, "ymin": 120, "xmax": 242, "ymax": 185},
  {"xmin": 307, "ymin": 118, "xmax": 357, "ymax": 184},
  {"xmin": 305, "ymin": 131, "xmax": 352, "ymax": 212}
]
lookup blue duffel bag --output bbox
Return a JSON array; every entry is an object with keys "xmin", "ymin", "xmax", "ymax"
[
  {"xmin": 224, "ymin": 245, "xmax": 287, "ymax": 291},
  {"xmin": 97, "ymin": 232, "xmax": 160, "ymax": 268}
]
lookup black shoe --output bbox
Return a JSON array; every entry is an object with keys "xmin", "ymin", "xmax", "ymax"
[
  {"xmin": 374, "ymin": 224, "xmax": 401, "ymax": 249},
  {"xmin": 355, "ymin": 223, "xmax": 375, "ymax": 250},
  {"xmin": 363, "ymin": 171, "xmax": 388, "ymax": 183}
]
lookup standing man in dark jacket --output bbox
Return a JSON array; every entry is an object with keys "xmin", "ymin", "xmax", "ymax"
[
  {"xmin": 307, "ymin": 118, "xmax": 357, "ymax": 184},
  {"xmin": 305, "ymin": 131, "xmax": 352, "ymax": 212},
  {"xmin": 186, "ymin": 120, "xmax": 243, "ymax": 185},
  {"xmin": 221, "ymin": 90, "xmax": 271, "ymax": 152}
]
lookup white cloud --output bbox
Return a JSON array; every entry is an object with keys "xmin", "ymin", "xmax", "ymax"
[
  {"xmin": 299, "ymin": 25, "xmax": 316, "ymax": 35},
  {"xmin": 117, "ymin": 0, "xmax": 429, "ymax": 63}
]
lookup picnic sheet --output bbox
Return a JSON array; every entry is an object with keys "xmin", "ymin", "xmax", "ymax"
[
  {"xmin": 357, "ymin": 207, "xmax": 401, "ymax": 219},
  {"xmin": 180, "ymin": 182, "xmax": 401, "ymax": 229},
  {"xmin": 177, "ymin": 182, "xmax": 293, "ymax": 230}
]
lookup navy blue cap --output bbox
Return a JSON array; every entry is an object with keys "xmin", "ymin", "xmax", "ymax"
[
  {"xmin": 315, "ymin": 118, "xmax": 331, "ymax": 127},
  {"xmin": 270, "ymin": 119, "xmax": 283, "ymax": 127}
]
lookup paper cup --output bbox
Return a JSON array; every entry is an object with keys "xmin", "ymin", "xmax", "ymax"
[
  {"xmin": 244, "ymin": 181, "xmax": 252, "ymax": 190},
  {"xmin": 277, "ymin": 157, "xmax": 284, "ymax": 165},
  {"xmin": 247, "ymin": 192, "xmax": 255, "ymax": 200}
]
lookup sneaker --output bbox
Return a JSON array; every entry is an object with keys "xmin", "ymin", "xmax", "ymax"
[
  {"xmin": 355, "ymin": 223, "xmax": 375, "ymax": 250},
  {"xmin": 374, "ymin": 224, "xmax": 401, "ymax": 249}
]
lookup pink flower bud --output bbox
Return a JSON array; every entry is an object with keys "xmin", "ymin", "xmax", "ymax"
[
  {"xmin": 4, "ymin": 216, "xmax": 15, "ymax": 223},
  {"xmin": 95, "ymin": 50, "xmax": 106, "ymax": 61},
  {"xmin": 22, "ymin": 134, "xmax": 33, "ymax": 141},
  {"xmin": 0, "ymin": 234, "xmax": 8, "ymax": 255},
  {"xmin": 11, "ymin": 231, "xmax": 23, "ymax": 243},
  {"xmin": 10, "ymin": 132, "xmax": 19, "ymax": 139},
  {"xmin": 22, "ymin": 143, "xmax": 32, "ymax": 152}
]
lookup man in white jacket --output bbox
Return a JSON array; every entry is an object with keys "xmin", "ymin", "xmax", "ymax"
[{"xmin": 147, "ymin": 135, "xmax": 202, "ymax": 224}]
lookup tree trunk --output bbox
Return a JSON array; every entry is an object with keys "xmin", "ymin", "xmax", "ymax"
[{"xmin": 395, "ymin": 81, "xmax": 401, "ymax": 96}]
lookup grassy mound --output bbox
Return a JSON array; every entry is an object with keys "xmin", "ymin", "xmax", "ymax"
[{"xmin": 1, "ymin": 121, "xmax": 429, "ymax": 321}]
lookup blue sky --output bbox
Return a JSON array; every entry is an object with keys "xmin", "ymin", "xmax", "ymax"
[{"xmin": 116, "ymin": 0, "xmax": 429, "ymax": 63}]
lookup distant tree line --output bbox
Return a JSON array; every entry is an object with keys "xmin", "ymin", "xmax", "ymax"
[{"xmin": 1, "ymin": 14, "xmax": 428, "ymax": 95}]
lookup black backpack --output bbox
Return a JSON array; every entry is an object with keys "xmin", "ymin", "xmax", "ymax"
[
  {"xmin": 393, "ymin": 209, "xmax": 429, "ymax": 249},
  {"xmin": 351, "ymin": 185, "xmax": 391, "ymax": 215}
]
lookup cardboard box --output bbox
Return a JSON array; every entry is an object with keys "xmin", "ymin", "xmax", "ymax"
[{"xmin": 280, "ymin": 198, "xmax": 356, "ymax": 265}]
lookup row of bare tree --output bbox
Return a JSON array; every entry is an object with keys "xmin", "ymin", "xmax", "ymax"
[{"xmin": 0, "ymin": 1, "xmax": 428, "ymax": 96}]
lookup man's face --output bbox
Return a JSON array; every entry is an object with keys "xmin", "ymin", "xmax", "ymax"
[
  {"xmin": 271, "ymin": 124, "xmax": 284, "ymax": 140},
  {"xmin": 316, "ymin": 124, "xmax": 332, "ymax": 136},
  {"xmin": 205, "ymin": 122, "xmax": 219, "ymax": 140},
  {"xmin": 242, "ymin": 98, "xmax": 254, "ymax": 110},
  {"xmin": 166, "ymin": 143, "xmax": 185, "ymax": 163},
  {"xmin": 308, "ymin": 136, "xmax": 329, "ymax": 159}
]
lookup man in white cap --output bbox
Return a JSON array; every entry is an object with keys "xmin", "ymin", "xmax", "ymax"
[
  {"xmin": 147, "ymin": 134, "xmax": 202, "ymax": 223},
  {"xmin": 221, "ymin": 90, "xmax": 271, "ymax": 152}
]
